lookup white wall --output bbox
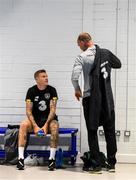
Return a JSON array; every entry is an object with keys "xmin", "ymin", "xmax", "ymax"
[
  {"xmin": 0, "ymin": 0, "xmax": 83, "ymax": 152},
  {"xmin": 0, "ymin": 0, "xmax": 136, "ymax": 163}
]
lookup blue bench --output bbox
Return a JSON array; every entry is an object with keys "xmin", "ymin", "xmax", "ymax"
[{"xmin": 0, "ymin": 127, "xmax": 78, "ymax": 165}]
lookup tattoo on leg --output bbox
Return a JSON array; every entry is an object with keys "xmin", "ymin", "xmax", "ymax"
[
  {"xmin": 24, "ymin": 134, "xmax": 27, "ymax": 142},
  {"xmin": 50, "ymin": 124, "xmax": 59, "ymax": 148}
]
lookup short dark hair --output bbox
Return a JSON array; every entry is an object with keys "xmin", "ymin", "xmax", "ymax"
[
  {"xmin": 77, "ymin": 32, "xmax": 92, "ymax": 42},
  {"xmin": 34, "ymin": 69, "xmax": 46, "ymax": 79}
]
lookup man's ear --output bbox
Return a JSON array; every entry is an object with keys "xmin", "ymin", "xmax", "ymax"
[{"xmin": 35, "ymin": 76, "xmax": 39, "ymax": 81}]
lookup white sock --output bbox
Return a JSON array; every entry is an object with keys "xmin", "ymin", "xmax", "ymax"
[
  {"xmin": 18, "ymin": 147, "xmax": 24, "ymax": 159},
  {"xmin": 49, "ymin": 148, "xmax": 56, "ymax": 160}
]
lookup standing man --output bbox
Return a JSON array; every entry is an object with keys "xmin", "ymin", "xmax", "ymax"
[
  {"xmin": 71, "ymin": 33, "xmax": 121, "ymax": 174},
  {"xmin": 17, "ymin": 69, "xmax": 59, "ymax": 171}
]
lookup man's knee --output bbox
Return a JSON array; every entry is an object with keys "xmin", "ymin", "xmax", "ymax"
[
  {"xmin": 20, "ymin": 120, "xmax": 32, "ymax": 132},
  {"xmin": 50, "ymin": 121, "xmax": 59, "ymax": 132}
]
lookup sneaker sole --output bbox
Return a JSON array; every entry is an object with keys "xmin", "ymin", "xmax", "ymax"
[
  {"xmin": 48, "ymin": 168, "xmax": 55, "ymax": 171},
  {"xmin": 16, "ymin": 167, "xmax": 24, "ymax": 170},
  {"xmin": 48, "ymin": 166, "xmax": 55, "ymax": 171},
  {"xmin": 89, "ymin": 171, "xmax": 102, "ymax": 174},
  {"xmin": 108, "ymin": 169, "xmax": 115, "ymax": 173},
  {"xmin": 82, "ymin": 170, "xmax": 90, "ymax": 173}
]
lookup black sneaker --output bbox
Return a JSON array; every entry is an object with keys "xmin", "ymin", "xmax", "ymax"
[
  {"xmin": 107, "ymin": 164, "xmax": 115, "ymax": 172},
  {"xmin": 89, "ymin": 166, "xmax": 102, "ymax": 174},
  {"xmin": 82, "ymin": 166, "xmax": 90, "ymax": 172},
  {"xmin": 48, "ymin": 159, "xmax": 55, "ymax": 171},
  {"xmin": 17, "ymin": 159, "xmax": 24, "ymax": 170}
]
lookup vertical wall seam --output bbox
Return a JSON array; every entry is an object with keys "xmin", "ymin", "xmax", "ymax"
[
  {"xmin": 115, "ymin": 0, "xmax": 119, "ymax": 110},
  {"xmin": 79, "ymin": 0, "xmax": 84, "ymax": 152},
  {"xmin": 126, "ymin": 0, "xmax": 130, "ymax": 130}
]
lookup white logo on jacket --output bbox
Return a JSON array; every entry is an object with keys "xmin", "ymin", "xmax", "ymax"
[{"xmin": 101, "ymin": 61, "xmax": 108, "ymax": 79}]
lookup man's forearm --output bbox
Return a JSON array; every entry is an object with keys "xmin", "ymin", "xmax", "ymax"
[
  {"xmin": 46, "ymin": 110, "xmax": 55, "ymax": 124},
  {"xmin": 45, "ymin": 99, "xmax": 57, "ymax": 126},
  {"xmin": 71, "ymin": 79, "xmax": 81, "ymax": 91},
  {"xmin": 26, "ymin": 111, "xmax": 37, "ymax": 128}
]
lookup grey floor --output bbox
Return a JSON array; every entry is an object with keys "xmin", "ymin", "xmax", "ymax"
[{"xmin": 0, "ymin": 163, "xmax": 136, "ymax": 180}]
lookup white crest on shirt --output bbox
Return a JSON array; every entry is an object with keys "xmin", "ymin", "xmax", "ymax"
[{"xmin": 44, "ymin": 93, "xmax": 50, "ymax": 100}]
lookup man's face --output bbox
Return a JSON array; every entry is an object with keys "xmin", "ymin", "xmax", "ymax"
[
  {"xmin": 36, "ymin": 72, "xmax": 48, "ymax": 86},
  {"xmin": 77, "ymin": 40, "xmax": 88, "ymax": 51}
]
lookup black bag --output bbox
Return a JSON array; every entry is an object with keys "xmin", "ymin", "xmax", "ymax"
[
  {"xmin": 4, "ymin": 124, "xmax": 20, "ymax": 165},
  {"xmin": 80, "ymin": 151, "xmax": 108, "ymax": 169}
]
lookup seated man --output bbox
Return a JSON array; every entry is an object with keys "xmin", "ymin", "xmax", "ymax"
[{"xmin": 17, "ymin": 69, "xmax": 59, "ymax": 171}]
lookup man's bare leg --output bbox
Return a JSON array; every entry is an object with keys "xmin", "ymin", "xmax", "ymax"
[
  {"xmin": 17, "ymin": 118, "xmax": 33, "ymax": 170},
  {"xmin": 50, "ymin": 120, "xmax": 59, "ymax": 148},
  {"xmin": 19, "ymin": 119, "xmax": 32, "ymax": 146},
  {"xmin": 48, "ymin": 120, "xmax": 59, "ymax": 171}
]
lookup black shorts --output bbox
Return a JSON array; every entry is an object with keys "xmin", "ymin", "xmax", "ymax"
[{"xmin": 35, "ymin": 115, "xmax": 58, "ymax": 128}]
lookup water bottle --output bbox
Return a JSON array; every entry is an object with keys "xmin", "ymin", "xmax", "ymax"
[
  {"xmin": 37, "ymin": 130, "xmax": 44, "ymax": 137},
  {"xmin": 55, "ymin": 148, "xmax": 63, "ymax": 168}
]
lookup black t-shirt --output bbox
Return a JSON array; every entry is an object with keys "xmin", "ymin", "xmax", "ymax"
[{"xmin": 25, "ymin": 85, "xmax": 58, "ymax": 125}]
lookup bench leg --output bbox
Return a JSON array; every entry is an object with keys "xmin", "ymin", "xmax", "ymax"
[{"xmin": 70, "ymin": 133, "xmax": 77, "ymax": 165}]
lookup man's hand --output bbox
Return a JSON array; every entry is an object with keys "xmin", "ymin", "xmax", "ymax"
[
  {"xmin": 75, "ymin": 90, "xmax": 82, "ymax": 101},
  {"xmin": 33, "ymin": 125, "xmax": 41, "ymax": 135},
  {"xmin": 42, "ymin": 123, "xmax": 48, "ymax": 135}
]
